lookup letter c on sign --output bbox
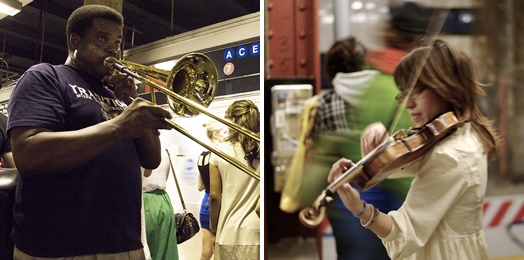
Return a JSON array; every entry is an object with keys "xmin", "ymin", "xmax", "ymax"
[{"xmin": 237, "ymin": 45, "xmax": 247, "ymax": 59}]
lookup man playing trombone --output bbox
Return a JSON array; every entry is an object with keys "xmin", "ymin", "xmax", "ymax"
[{"xmin": 7, "ymin": 5, "xmax": 172, "ymax": 259}]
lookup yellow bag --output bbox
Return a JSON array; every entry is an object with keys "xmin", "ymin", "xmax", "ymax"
[{"xmin": 279, "ymin": 95, "xmax": 321, "ymax": 213}]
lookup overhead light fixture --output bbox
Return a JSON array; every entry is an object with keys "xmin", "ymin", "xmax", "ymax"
[
  {"xmin": 0, "ymin": 0, "xmax": 22, "ymax": 16},
  {"xmin": 351, "ymin": 1, "xmax": 363, "ymax": 10}
]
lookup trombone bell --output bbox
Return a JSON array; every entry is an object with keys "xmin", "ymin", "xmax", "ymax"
[
  {"xmin": 121, "ymin": 53, "xmax": 218, "ymax": 118},
  {"xmin": 167, "ymin": 54, "xmax": 218, "ymax": 117}
]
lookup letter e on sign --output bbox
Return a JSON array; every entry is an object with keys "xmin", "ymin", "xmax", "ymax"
[
  {"xmin": 223, "ymin": 62, "xmax": 235, "ymax": 76},
  {"xmin": 250, "ymin": 43, "xmax": 260, "ymax": 56}
]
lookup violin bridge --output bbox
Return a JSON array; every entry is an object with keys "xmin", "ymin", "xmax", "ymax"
[{"xmin": 393, "ymin": 129, "xmax": 408, "ymax": 141}]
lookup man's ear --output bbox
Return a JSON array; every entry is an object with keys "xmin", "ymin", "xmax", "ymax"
[
  {"xmin": 69, "ymin": 33, "xmax": 80, "ymax": 50},
  {"xmin": 213, "ymin": 132, "xmax": 219, "ymax": 139}
]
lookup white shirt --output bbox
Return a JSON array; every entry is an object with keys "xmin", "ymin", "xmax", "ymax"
[
  {"xmin": 141, "ymin": 152, "xmax": 170, "ymax": 192},
  {"xmin": 381, "ymin": 123, "xmax": 489, "ymax": 260},
  {"xmin": 210, "ymin": 142, "xmax": 260, "ymax": 246}
]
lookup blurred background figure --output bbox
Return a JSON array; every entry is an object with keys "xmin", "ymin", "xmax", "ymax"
[
  {"xmin": 142, "ymin": 134, "xmax": 180, "ymax": 260},
  {"xmin": 317, "ymin": 3, "xmax": 431, "ymax": 259},
  {"xmin": 305, "ymin": 35, "xmax": 412, "ymax": 260},
  {"xmin": 197, "ymin": 120, "xmax": 227, "ymax": 260},
  {"xmin": 0, "ymin": 112, "xmax": 16, "ymax": 260},
  {"xmin": 366, "ymin": 1, "xmax": 431, "ymax": 76},
  {"xmin": 210, "ymin": 100, "xmax": 260, "ymax": 259},
  {"xmin": 0, "ymin": 113, "xmax": 15, "ymax": 168}
]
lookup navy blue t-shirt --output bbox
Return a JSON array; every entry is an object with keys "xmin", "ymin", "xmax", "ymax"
[{"xmin": 7, "ymin": 64, "xmax": 143, "ymax": 257}]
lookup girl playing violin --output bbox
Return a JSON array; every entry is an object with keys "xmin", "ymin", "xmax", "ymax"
[{"xmin": 329, "ymin": 38, "xmax": 499, "ymax": 259}]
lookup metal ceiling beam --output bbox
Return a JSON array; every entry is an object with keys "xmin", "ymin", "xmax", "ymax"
[
  {"xmin": 0, "ymin": 28, "xmax": 66, "ymax": 53},
  {"xmin": 124, "ymin": 1, "xmax": 179, "ymax": 31}
]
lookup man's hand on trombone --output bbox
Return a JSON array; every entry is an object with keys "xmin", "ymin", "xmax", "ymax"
[
  {"xmin": 103, "ymin": 57, "xmax": 137, "ymax": 103},
  {"xmin": 115, "ymin": 98, "xmax": 173, "ymax": 138}
]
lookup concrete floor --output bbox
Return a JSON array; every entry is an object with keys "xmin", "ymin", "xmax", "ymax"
[
  {"xmin": 266, "ymin": 226, "xmax": 336, "ymax": 260},
  {"xmin": 266, "ymin": 177, "xmax": 524, "ymax": 260}
]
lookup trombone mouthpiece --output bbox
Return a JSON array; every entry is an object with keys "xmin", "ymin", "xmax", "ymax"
[
  {"xmin": 107, "ymin": 61, "xmax": 140, "ymax": 79},
  {"xmin": 112, "ymin": 63, "xmax": 126, "ymax": 72},
  {"xmin": 104, "ymin": 60, "xmax": 125, "ymax": 72},
  {"xmin": 103, "ymin": 59, "xmax": 116, "ymax": 70}
]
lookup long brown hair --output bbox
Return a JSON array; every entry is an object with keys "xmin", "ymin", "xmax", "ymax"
[
  {"xmin": 225, "ymin": 100, "xmax": 260, "ymax": 168},
  {"xmin": 393, "ymin": 38, "xmax": 500, "ymax": 162}
]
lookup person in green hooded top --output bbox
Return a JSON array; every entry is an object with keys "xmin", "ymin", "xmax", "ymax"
[{"xmin": 306, "ymin": 35, "xmax": 414, "ymax": 259}]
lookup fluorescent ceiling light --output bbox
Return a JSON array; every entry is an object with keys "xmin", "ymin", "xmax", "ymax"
[
  {"xmin": 365, "ymin": 3, "xmax": 376, "ymax": 10},
  {"xmin": 351, "ymin": 1, "xmax": 363, "ymax": 10},
  {"xmin": 0, "ymin": 0, "xmax": 22, "ymax": 16}
]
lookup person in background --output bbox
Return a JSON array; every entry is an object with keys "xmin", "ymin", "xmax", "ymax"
[
  {"xmin": 329, "ymin": 38, "xmax": 499, "ymax": 260},
  {"xmin": 366, "ymin": 1, "xmax": 431, "ymax": 76},
  {"xmin": 141, "ymin": 198, "xmax": 153, "ymax": 260},
  {"xmin": 0, "ymin": 112, "xmax": 16, "ymax": 260},
  {"xmin": 7, "ymin": 5, "xmax": 172, "ymax": 259},
  {"xmin": 142, "ymin": 131, "xmax": 179, "ymax": 260},
  {"xmin": 197, "ymin": 120, "xmax": 227, "ymax": 260},
  {"xmin": 314, "ymin": 4, "xmax": 433, "ymax": 258},
  {"xmin": 0, "ymin": 113, "xmax": 15, "ymax": 168},
  {"xmin": 209, "ymin": 100, "xmax": 260, "ymax": 259},
  {"xmin": 309, "ymin": 35, "xmax": 412, "ymax": 260}
]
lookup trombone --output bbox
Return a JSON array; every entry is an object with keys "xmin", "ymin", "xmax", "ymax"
[{"xmin": 110, "ymin": 53, "xmax": 260, "ymax": 180}]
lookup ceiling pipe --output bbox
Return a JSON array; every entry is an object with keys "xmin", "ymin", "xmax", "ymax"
[
  {"xmin": 170, "ymin": 0, "xmax": 175, "ymax": 36},
  {"xmin": 37, "ymin": 0, "xmax": 47, "ymax": 63}
]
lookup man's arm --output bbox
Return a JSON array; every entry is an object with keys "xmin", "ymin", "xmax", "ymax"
[
  {"xmin": 133, "ymin": 131, "xmax": 162, "ymax": 170},
  {"xmin": 10, "ymin": 98, "xmax": 172, "ymax": 177},
  {"xmin": 11, "ymin": 124, "xmax": 127, "ymax": 176}
]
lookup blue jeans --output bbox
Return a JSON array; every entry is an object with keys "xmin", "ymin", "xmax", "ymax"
[{"xmin": 326, "ymin": 186, "xmax": 400, "ymax": 260}]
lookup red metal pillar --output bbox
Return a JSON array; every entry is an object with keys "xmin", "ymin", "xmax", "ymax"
[
  {"xmin": 267, "ymin": 0, "xmax": 321, "ymax": 93},
  {"xmin": 265, "ymin": 1, "xmax": 324, "ymax": 260}
]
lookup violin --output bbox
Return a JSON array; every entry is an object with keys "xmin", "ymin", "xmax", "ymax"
[{"xmin": 298, "ymin": 111, "xmax": 464, "ymax": 228}]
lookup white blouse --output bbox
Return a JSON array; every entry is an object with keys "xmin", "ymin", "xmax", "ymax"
[
  {"xmin": 209, "ymin": 142, "xmax": 260, "ymax": 247},
  {"xmin": 381, "ymin": 123, "xmax": 489, "ymax": 260}
]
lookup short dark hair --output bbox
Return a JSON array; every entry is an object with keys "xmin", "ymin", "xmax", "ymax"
[
  {"xmin": 66, "ymin": 5, "xmax": 123, "ymax": 51},
  {"xmin": 390, "ymin": 2, "xmax": 431, "ymax": 41},
  {"xmin": 323, "ymin": 36, "xmax": 367, "ymax": 88}
]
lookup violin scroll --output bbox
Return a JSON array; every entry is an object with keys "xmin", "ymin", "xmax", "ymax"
[{"xmin": 298, "ymin": 193, "xmax": 333, "ymax": 228}]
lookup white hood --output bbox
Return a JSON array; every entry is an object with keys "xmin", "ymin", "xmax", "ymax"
[{"xmin": 332, "ymin": 70, "xmax": 380, "ymax": 106}]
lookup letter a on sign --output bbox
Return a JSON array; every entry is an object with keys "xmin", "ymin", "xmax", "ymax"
[{"xmin": 224, "ymin": 48, "xmax": 234, "ymax": 61}]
